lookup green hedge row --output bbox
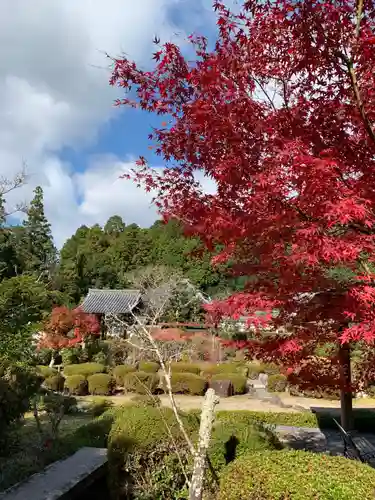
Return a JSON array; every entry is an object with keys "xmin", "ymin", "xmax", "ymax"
[
  {"xmin": 107, "ymin": 402, "xmax": 279, "ymax": 499},
  {"xmin": 216, "ymin": 409, "xmax": 375, "ymax": 433},
  {"xmin": 218, "ymin": 450, "xmax": 375, "ymax": 499}
]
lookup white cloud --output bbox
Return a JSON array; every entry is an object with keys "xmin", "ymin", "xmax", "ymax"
[{"xmin": 0, "ymin": 0, "xmax": 215, "ymax": 247}]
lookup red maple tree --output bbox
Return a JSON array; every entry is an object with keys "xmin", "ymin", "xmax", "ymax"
[
  {"xmin": 39, "ymin": 306, "xmax": 100, "ymax": 351},
  {"xmin": 110, "ymin": 0, "xmax": 375, "ymax": 428}
]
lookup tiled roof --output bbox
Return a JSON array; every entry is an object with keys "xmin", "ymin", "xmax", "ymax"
[{"xmin": 81, "ymin": 289, "xmax": 141, "ymax": 314}]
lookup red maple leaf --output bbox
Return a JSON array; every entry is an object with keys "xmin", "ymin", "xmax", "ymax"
[{"xmin": 109, "ymin": 0, "xmax": 375, "ymax": 427}]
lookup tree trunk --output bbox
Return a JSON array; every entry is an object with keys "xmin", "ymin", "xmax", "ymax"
[
  {"xmin": 49, "ymin": 353, "xmax": 56, "ymax": 368},
  {"xmin": 189, "ymin": 388, "xmax": 219, "ymax": 500},
  {"xmin": 339, "ymin": 343, "xmax": 353, "ymax": 431}
]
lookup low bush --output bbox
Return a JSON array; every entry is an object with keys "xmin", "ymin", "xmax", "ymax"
[
  {"xmin": 36, "ymin": 365, "xmax": 56, "ymax": 379},
  {"xmin": 267, "ymin": 374, "xmax": 287, "ymax": 392},
  {"xmin": 63, "ymin": 363, "xmax": 105, "ymax": 378},
  {"xmin": 247, "ymin": 363, "xmax": 263, "ymax": 380},
  {"xmin": 203, "ymin": 363, "xmax": 247, "ymax": 376},
  {"xmin": 44, "ymin": 374, "xmax": 65, "ymax": 392},
  {"xmin": 123, "ymin": 371, "xmax": 159, "ymax": 394},
  {"xmin": 138, "ymin": 361, "xmax": 159, "ymax": 373},
  {"xmin": 218, "ymin": 450, "xmax": 375, "ymax": 499},
  {"xmin": 0, "ymin": 362, "xmax": 41, "ymax": 445},
  {"xmin": 209, "ymin": 418, "xmax": 281, "ymax": 476},
  {"xmin": 108, "ymin": 405, "xmax": 198, "ymax": 499},
  {"xmin": 170, "ymin": 362, "xmax": 201, "ymax": 374},
  {"xmin": 64, "ymin": 375, "xmax": 88, "ymax": 396},
  {"xmin": 169, "ymin": 372, "xmax": 207, "ymax": 395},
  {"xmin": 289, "ymin": 385, "xmax": 340, "ymax": 400},
  {"xmin": 112, "ymin": 365, "xmax": 136, "ymax": 386},
  {"xmin": 211, "ymin": 373, "xmax": 247, "ymax": 395},
  {"xmin": 87, "ymin": 374, "xmax": 114, "ymax": 396},
  {"xmin": 217, "ymin": 410, "xmax": 317, "ymax": 429}
]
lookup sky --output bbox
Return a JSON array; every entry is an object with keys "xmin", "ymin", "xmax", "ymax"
[{"xmin": 0, "ymin": 0, "xmax": 223, "ymax": 248}]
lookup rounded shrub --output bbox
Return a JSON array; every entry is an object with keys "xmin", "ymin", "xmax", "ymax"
[
  {"xmin": 63, "ymin": 362, "xmax": 105, "ymax": 378},
  {"xmin": 36, "ymin": 365, "xmax": 56, "ymax": 379},
  {"xmin": 169, "ymin": 372, "xmax": 207, "ymax": 395},
  {"xmin": 267, "ymin": 374, "xmax": 287, "ymax": 393},
  {"xmin": 247, "ymin": 364, "xmax": 262, "ymax": 380},
  {"xmin": 170, "ymin": 362, "xmax": 201, "ymax": 374},
  {"xmin": 138, "ymin": 361, "xmax": 159, "ymax": 373},
  {"xmin": 123, "ymin": 371, "xmax": 159, "ymax": 394},
  {"xmin": 218, "ymin": 449, "xmax": 375, "ymax": 500},
  {"xmin": 64, "ymin": 374, "xmax": 88, "ymax": 395},
  {"xmin": 44, "ymin": 374, "xmax": 65, "ymax": 392},
  {"xmin": 87, "ymin": 373, "xmax": 114, "ymax": 396},
  {"xmin": 108, "ymin": 405, "xmax": 197, "ymax": 500},
  {"xmin": 113, "ymin": 365, "xmax": 137, "ymax": 386},
  {"xmin": 211, "ymin": 373, "xmax": 247, "ymax": 395}
]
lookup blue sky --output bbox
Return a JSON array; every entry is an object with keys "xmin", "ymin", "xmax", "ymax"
[{"xmin": 0, "ymin": 0, "xmax": 221, "ymax": 247}]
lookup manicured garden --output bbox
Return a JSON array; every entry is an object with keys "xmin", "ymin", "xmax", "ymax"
[{"xmin": 5, "ymin": 399, "xmax": 375, "ymax": 499}]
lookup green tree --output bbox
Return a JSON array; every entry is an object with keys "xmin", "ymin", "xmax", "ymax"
[
  {"xmin": 104, "ymin": 215, "xmax": 126, "ymax": 235},
  {"xmin": 23, "ymin": 186, "xmax": 56, "ymax": 278},
  {"xmin": 0, "ymin": 275, "xmax": 50, "ymax": 361}
]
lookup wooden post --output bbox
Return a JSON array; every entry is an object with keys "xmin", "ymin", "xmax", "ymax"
[
  {"xmin": 339, "ymin": 342, "xmax": 353, "ymax": 431},
  {"xmin": 189, "ymin": 389, "xmax": 220, "ymax": 500}
]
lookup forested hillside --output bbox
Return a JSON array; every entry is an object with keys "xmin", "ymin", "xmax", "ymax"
[{"xmin": 0, "ymin": 183, "xmax": 243, "ymax": 360}]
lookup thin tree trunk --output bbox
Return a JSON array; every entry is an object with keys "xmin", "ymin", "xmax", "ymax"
[
  {"xmin": 339, "ymin": 343, "xmax": 353, "ymax": 431},
  {"xmin": 189, "ymin": 388, "xmax": 219, "ymax": 500}
]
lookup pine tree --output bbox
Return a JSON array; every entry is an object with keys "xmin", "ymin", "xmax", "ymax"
[{"xmin": 23, "ymin": 186, "xmax": 57, "ymax": 278}]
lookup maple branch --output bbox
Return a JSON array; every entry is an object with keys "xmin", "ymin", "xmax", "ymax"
[
  {"xmin": 253, "ymin": 77, "xmax": 277, "ymax": 111},
  {"xmin": 356, "ymin": 0, "xmax": 364, "ymax": 38},
  {"xmin": 337, "ymin": 51, "xmax": 375, "ymax": 146}
]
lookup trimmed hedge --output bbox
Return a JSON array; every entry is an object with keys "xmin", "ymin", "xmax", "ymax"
[
  {"xmin": 218, "ymin": 450, "xmax": 375, "ymax": 499},
  {"xmin": 138, "ymin": 361, "xmax": 159, "ymax": 373},
  {"xmin": 267, "ymin": 374, "xmax": 287, "ymax": 392},
  {"xmin": 216, "ymin": 409, "xmax": 375, "ymax": 433},
  {"xmin": 63, "ymin": 363, "xmax": 105, "ymax": 378},
  {"xmin": 36, "ymin": 365, "xmax": 56, "ymax": 379},
  {"xmin": 211, "ymin": 374, "xmax": 247, "ymax": 395},
  {"xmin": 209, "ymin": 419, "xmax": 281, "ymax": 475},
  {"xmin": 170, "ymin": 362, "xmax": 201, "ymax": 375},
  {"xmin": 123, "ymin": 371, "xmax": 159, "ymax": 394},
  {"xmin": 169, "ymin": 373, "xmax": 207, "ymax": 395},
  {"xmin": 108, "ymin": 405, "xmax": 197, "ymax": 499},
  {"xmin": 203, "ymin": 363, "xmax": 247, "ymax": 376},
  {"xmin": 64, "ymin": 374, "xmax": 88, "ymax": 395},
  {"xmin": 44, "ymin": 374, "xmax": 64, "ymax": 392},
  {"xmin": 112, "ymin": 365, "xmax": 136, "ymax": 386},
  {"xmin": 87, "ymin": 374, "xmax": 114, "ymax": 396},
  {"xmin": 216, "ymin": 410, "xmax": 317, "ymax": 428}
]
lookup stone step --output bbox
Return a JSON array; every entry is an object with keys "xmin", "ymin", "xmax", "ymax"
[{"xmin": 0, "ymin": 447, "xmax": 107, "ymax": 500}]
